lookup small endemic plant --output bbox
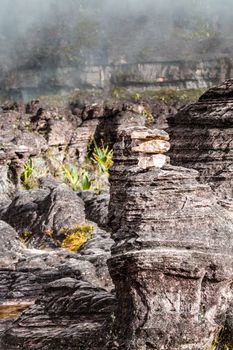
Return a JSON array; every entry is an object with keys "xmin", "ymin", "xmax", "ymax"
[
  {"xmin": 63, "ymin": 164, "xmax": 92, "ymax": 191},
  {"xmin": 91, "ymin": 139, "xmax": 113, "ymax": 175},
  {"xmin": 21, "ymin": 158, "xmax": 37, "ymax": 189}
]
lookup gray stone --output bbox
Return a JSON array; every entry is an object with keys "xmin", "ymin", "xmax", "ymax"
[
  {"xmin": 108, "ymin": 126, "xmax": 233, "ymax": 350},
  {"xmin": 168, "ymin": 79, "xmax": 233, "ymax": 201}
]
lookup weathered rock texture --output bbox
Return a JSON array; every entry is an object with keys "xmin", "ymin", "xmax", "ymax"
[
  {"xmin": 2, "ymin": 90, "xmax": 233, "ymax": 350},
  {"xmin": 108, "ymin": 126, "xmax": 233, "ymax": 350},
  {"xmin": 0, "ymin": 183, "xmax": 113, "ymax": 291},
  {"xmin": 168, "ymin": 79, "xmax": 233, "ymax": 201},
  {"xmin": 1, "ymin": 278, "xmax": 116, "ymax": 350},
  {"xmin": 0, "ymin": 186, "xmax": 114, "ymax": 349}
]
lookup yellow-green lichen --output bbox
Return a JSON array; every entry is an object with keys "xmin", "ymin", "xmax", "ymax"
[{"xmin": 61, "ymin": 224, "xmax": 93, "ymax": 251}]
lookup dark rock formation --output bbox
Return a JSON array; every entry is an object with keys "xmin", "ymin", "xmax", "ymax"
[
  {"xmin": 0, "ymin": 220, "xmax": 24, "ymax": 261},
  {"xmin": 108, "ymin": 126, "xmax": 233, "ymax": 350},
  {"xmin": 168, "ymin": 79, "xmax": 233, "ymax": 201},
  {"xmin": 0, "ymin": 195, "xmax": 113, "ymax": 349},
  {"xmin": 0, "ymin": 183, "xmax": 113, "ymax": 290},
  {"xmin": 1, "ymin": 279, "xmax": 116, "ymax": 350},
  {"xmin": 1, "ymin": 184, "xmax": 86, "ymax": 245},
  {"xmin": 80, "ymin": 190, "xmax": 110, "ymax": 229}
]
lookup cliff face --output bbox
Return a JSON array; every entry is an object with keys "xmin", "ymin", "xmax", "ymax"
[
  {"xmin": 168, "ymin": 79, "xmax": 233, "ymax": 202},
  {"xmin": 1, "ymin": 57, "xmax": 233, "ymax": 98}
]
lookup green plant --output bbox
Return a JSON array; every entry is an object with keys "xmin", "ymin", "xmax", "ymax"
[
  {"xmin": 21, "ymin": 230, "xmax": 33, "ymax": 242},
  {"xmin": 63, "ymin": 163, "xmax": 79, "ymax": 190},
  {"xmin": 61, "ymin": 224, "xmax": 93, "ymax": 251},
  {"xmin": 91, "ymin": 140, "xmax": 113, "ymax": 175},
  {"xmin": 21, "ymin": 158, "xmax": 38, "ymax": 190},
  {"xmin": 22, "ymin": 158, "xmax": 33, "ymax": 181},
  {"xmin": 132, "ymin": 92, "xmax": 142, "ymax": 102},
  {"xmin": 81, "ymin": 171, "xmax": 92, "ymax": 190},
  {"xmin": 63, "ymin": 164, "xmax": 92, "ymax": 191},
  {"xmin": 143, "ymin": 106, "xmax": 154, "ymax": 124}
]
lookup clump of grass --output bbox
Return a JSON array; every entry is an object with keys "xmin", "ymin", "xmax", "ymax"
[
  {"xmin": 21, "ymin": 157, "xmax": 50, "ymax": 190},
  {"xmin": 61, "ymin": 224, "xmax": 93, "ymax": 251},
  {"xmin": 21, "ymin": 158, "xmax": 38, "ymax": 190}
]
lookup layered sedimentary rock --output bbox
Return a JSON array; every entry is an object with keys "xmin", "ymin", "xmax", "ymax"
[
  {"xmin": 108, "ymin": 126, "xmax": 233, "ymax": 350},
  {"xmin": 0, "ymin": 185, "xmax": 114, "ymax": 349},
  {"xmin": 1, "ymin": 279, "xmax": 116, "ymax": 350},
  {"xmin": 0, "ymin": 98, "xmax": 148, "ymax": 200},
  {"xmin": 168, "ymin": 79, "xmax": 233, "ymax": 201},
  {"xmin": 1, "ymin": 57, "xmax": 232, "ymax": 98}
]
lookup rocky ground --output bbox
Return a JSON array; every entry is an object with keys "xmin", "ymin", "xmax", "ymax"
[
  {"xmin": 0, "ymin": 93, "xmax": 150, "ymax": 349},
  {"xmin": 1, "ymin": 83, "xmax": 233, "ymax": 349}
]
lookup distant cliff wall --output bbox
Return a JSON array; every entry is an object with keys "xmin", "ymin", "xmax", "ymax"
[{"xmin": 1, "ymin": 57, "xmax": 233, "ymax": 99}]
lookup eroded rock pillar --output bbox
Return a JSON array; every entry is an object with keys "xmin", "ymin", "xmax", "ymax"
[{"xmin": 108, "ymin": 126, "xmax": 233, "ymax": 350}]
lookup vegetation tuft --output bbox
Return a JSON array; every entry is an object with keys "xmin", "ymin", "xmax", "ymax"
[
  {"xmin": 111, "ymin": 87, "xmax": 206, "ymax": 104},
  {"xmin": 21, "ymin": 158, "xmax": 38, "ymax": 190},
  {"xmin": 91, "ymin": 139, "xmax": 113, "ymax": 175},
  {"xmin": 61, "ymin": 224, "xmax": 93, "ymax": 251}
]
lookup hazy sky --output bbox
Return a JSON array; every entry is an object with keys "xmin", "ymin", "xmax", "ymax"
[{"xmin": 0, "ymin": 0, "xmax": 233, "ymax": 69}]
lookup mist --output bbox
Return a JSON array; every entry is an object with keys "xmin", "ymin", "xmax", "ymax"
[{"xmin": 0, "ymin": 0, "xmax": 233, "ymax": 73}]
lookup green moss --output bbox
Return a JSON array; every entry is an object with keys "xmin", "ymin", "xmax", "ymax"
[{"xmin": 61, "ymin": 224, "xmax": 93, "ymax": 251}]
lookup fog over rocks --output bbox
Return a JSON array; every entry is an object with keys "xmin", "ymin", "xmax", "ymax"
[{"xmin": 0, "ymin": 0, "xmax": 233, "ymax": 73}]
